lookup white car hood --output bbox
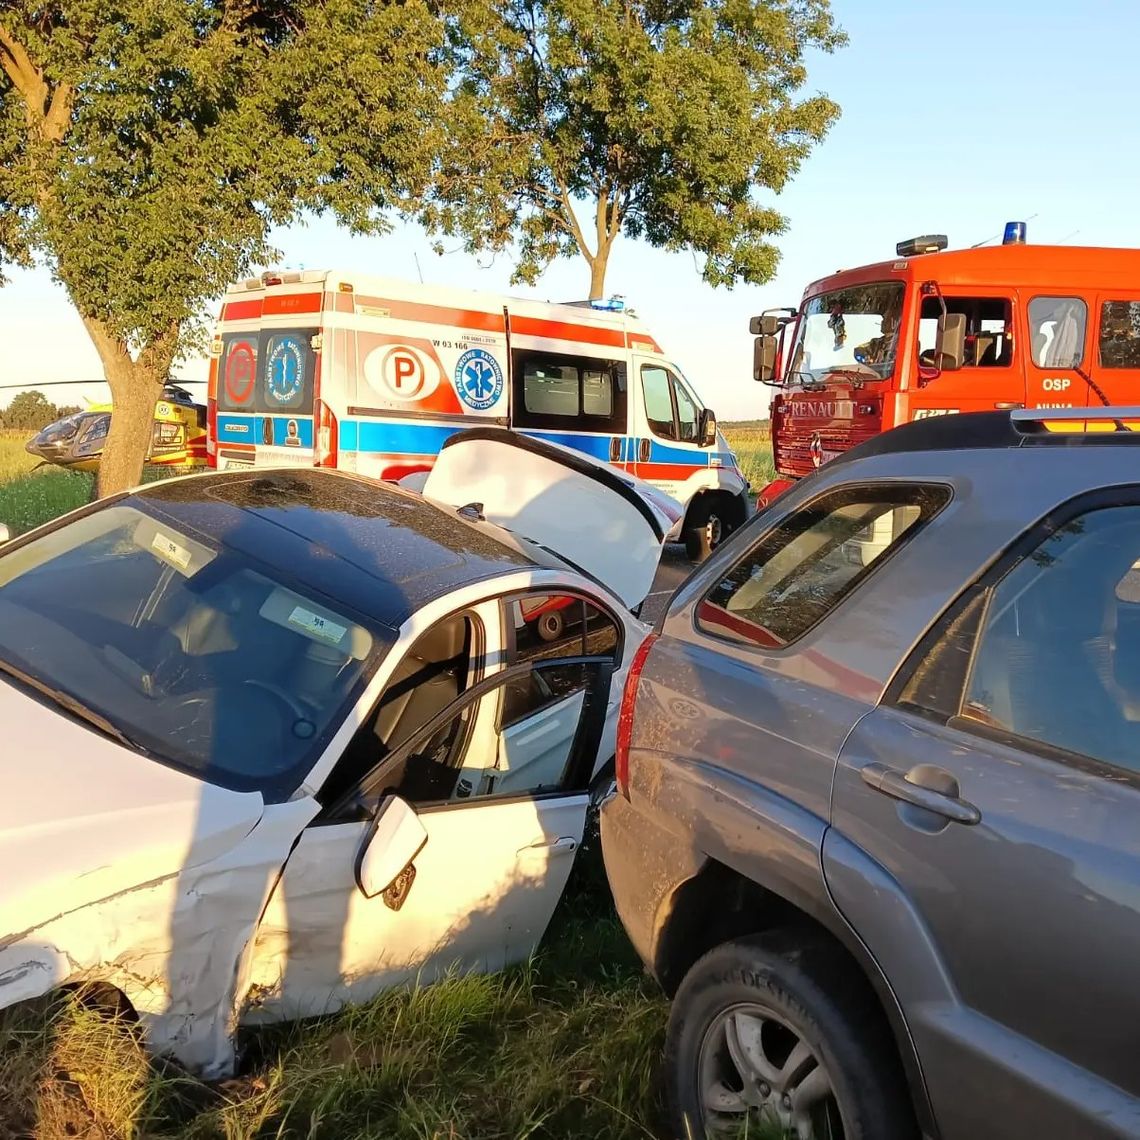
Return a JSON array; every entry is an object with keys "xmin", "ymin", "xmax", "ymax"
[
  {"xmin": 421, "ymin": 428, "xmax": 680, "ymax": 609},
  {"xmin": 0, "ymin": 680, "xmax": 264, "ymax": 939}
]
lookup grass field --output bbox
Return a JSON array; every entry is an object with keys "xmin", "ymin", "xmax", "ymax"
[
  {"xmin": 0, "ymin": 431, "xmax": 93, "ymax": 536},
  {"xmin": 0, "ymin": 424, "xmax": 775, "ymax": 1139}
]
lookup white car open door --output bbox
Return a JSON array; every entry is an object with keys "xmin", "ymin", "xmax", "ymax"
[{"xmin": 244, "ymin": 633, "xmax": 614, "ymax": 1022}]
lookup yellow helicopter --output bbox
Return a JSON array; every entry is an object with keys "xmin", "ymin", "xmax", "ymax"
[{"xmin": 25, "ymin": 384, "xmax": 209, "ymax": 474}]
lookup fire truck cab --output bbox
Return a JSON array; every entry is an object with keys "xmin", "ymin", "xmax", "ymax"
[{"xmin": 753, "ymin": 225, "xmax": 1140, "ymax": 508}]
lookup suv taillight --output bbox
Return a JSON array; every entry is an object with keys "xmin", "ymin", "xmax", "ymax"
[
  {"xmin": 615, "ymin": 633, "xmax": 658, "ymax": 800},
  {"xmin": 316, "ymin": 399, "xmax": 338, "ymax": 467}
]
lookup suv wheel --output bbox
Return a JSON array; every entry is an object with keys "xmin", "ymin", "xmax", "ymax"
[{"xmin": 664, "ymin": 937, "xmax": 914, "ymax": 1140}]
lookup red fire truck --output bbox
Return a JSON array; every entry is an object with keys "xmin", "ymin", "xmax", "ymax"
[{"xmin": 752, "ymin": 223, "xmax": 1140, "ymax": 504}]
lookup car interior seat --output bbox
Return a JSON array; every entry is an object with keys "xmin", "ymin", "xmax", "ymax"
[{"xmin": 318, "ymin": 615, "xmax": 473, "ymax": 810}]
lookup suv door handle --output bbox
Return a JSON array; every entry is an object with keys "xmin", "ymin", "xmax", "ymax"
[{"xmin": 860, "ymin": 762, "xmax": 981, "ymax": 825}]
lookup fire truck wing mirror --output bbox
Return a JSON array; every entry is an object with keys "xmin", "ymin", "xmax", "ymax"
[
  {"xmin": 935, "ymin": 312, "xmax": 966, "ymax": 371},
  {"xmin": 754, "ymin": 335, "xmax": 779, "ymax": 383},
  {"xmin": 699, "ymin": 408, "xmax": 717, "ymax": 447},
  {"xmin": 749, "ymin": 314, "xmax": 783, "ymax": 336}
]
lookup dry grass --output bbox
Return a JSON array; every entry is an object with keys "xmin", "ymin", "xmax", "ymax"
[{"xmin": 722, "ymin": 420, "xmax": 773, "ymax": 491}]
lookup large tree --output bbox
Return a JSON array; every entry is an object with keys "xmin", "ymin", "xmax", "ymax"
[
  {"xmin": 0, "ymin": 0, "xmax": 448, "ymax": 494},
  {"xmin": 424, "ymin": 0, "xmax": 845, "ymax": 298}
]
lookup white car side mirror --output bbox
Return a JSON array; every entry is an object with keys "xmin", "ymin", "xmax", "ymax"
[
  {"xmin": 355, "ymin": 795, "xmax": 428, "ymax": 900},
  {"xmin": 0, "ymin": 523, "xmax": 9, "ymax": 545}
]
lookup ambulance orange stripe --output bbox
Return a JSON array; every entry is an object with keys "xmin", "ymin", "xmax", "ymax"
[
  {"xmin": 342, "ymin": 294, "xmax": 630, "ymax": 350},
  {"xmin": 263, "ymin": 292, "xmax": 322, "ymax": 316},
  {"xmin": 510, "ymin": 314, "xmax": 626, "ymax": 349},
  {"xmin": 222, "ymin": 298, "xmax": 263, "ymax": 321}
]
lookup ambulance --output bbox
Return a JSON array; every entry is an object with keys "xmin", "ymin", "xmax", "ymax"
[{"xmin": 205, "ymin": 271, "xmax": 750, "ymax": 561}]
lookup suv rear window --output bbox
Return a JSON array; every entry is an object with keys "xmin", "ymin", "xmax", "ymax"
[
  {"xmin": 0, "ymin": 505, "xmax": 386, "ymax": 800},
  {"xmin": 698, "ymin": 484, "xmax": 950, "ymax": 649}
]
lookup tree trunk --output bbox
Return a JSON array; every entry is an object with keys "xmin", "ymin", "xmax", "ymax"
[
  {"xmin": 81, "ymin": 317, "xmax": 165, "ymax": 498},
  {"xmin": 589, "ymin": 253, "xmax": 608, "ymax": 300},
  {"xmin": 99, "ymin": 363, "xmax": 163, "ymax": 498}
]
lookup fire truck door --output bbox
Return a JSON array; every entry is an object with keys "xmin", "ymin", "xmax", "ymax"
[{"xmin": 912, "ymin": 288, "xmax": 1025, "ymax": 417}]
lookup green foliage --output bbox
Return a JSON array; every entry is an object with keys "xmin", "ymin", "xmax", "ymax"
[
  {"xmin": 423, "ymin": 0, "xmax": 846, "ymax": 294},
  {"xmin": 0, "ymin": 1, "xmax": 449, "ymax": 351},
  {"xmin": 0, "ymin": 387, "xmax": 65, "ymax": 430}
]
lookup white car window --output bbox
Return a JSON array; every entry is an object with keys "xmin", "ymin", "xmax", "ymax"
[{"xmin": 0, "ymin": 505, "xmax": 386, "ymax": 799}]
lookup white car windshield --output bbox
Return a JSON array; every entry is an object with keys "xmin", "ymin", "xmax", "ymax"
[
  {"xmin": 0, "ymin": 505, "xmax": 386, "ymax": 800},
  {"xmin": 787, "ymin": 282, "xmax": 905, "ymax": 384}
]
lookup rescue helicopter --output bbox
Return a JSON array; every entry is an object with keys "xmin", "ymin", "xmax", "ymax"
[{"xmin": 24, "ymin": 383, "xmax": 208, "ymax": 474}]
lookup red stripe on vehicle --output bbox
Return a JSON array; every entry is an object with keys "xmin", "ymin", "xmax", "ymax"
[
  {"xmin": 348, "ymin": 295, "xmax": 629, "ymax": 350},
  {"xmin": 222, "ymin": 298, "xmax": 263, "ymax": 321},
  {"xmin": 632, "ymin": 461, "xmax": 703, "ymax": 480},
  {"xmin": 263, "ymin": 292, "xmax": 322, "ymax": 316}
]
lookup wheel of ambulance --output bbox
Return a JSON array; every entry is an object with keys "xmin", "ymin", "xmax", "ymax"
[
  {"xmin": 537, "ymin": 609, "xmax": 565, "ymax": 642},
  {"xmin": 663, "ymin": 935, "xmax": 915, "ymax": 1140},
  {"xmin": 685, "ymin": 497, "xmax": 726, "ymax": 563}
]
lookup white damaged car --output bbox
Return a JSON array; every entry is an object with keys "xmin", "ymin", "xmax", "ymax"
[{"xmin": 0, "ymin": 428, "xmax": 672, "ymax": 1076}]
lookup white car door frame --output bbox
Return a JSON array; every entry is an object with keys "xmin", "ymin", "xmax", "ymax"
[{"xmin": 243, "ymin": 648, "xmax": 613, "ymax": 1023}]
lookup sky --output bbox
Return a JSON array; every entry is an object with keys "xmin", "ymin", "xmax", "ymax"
[{"xmin": 2, "ymin": 0, "xmax": 1139, "ymax": 420}]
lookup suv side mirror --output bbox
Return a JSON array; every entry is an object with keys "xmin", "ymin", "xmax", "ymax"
[
  {"xmin": 355, "ymin": 794, "xmax": 428, "ymax": 900},
  {"xmin": 754, "ymin": 335, "xmax": 779, "ymax": 383},
  {"xmin": 0, "ymin": 523, "xmax": 9, "ymax": 545},
  {"xmin": 935, "ymin": 312, "xmax": 966, "ymax": 371},
  {"xmin": 749, "ymin": 314, "xmax": 782, "ymax": 336},
  {"xmin": 699, "ymin": 408, "xmax": 717, "ymax": 447}
]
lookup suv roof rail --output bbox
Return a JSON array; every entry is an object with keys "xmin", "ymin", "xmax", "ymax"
[{"xmin": 827, "ymin": 408, "xmax": 1140, "ymax": 469}]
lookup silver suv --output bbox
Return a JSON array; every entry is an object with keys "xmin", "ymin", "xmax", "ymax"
[{"xmin": 601, "ymin": 409, "xmax": 1140, "ymax": 1140}]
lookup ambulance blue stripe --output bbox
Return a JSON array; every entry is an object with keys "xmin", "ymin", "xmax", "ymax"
[{"xmin": 224, "ymin": 413, "xmax": 711, "ymax": 472}]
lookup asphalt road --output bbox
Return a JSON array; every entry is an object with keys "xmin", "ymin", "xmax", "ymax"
[{"xmin": 640, "ymin": 543, "xmax": 697, "ymax": 626}]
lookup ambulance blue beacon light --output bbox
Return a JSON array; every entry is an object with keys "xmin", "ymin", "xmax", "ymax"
[
  {"xmin": 590, "ymin": 296, "xmax": 625, "ymax": 312},
  {"xmin": 1003, "ymin": 221, "xmax": 1027, "ymax": 245}
]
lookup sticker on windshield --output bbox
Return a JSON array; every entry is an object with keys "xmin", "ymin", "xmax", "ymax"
[
  {"xmin": 151, "ymin": 531, "xmax": 192, "ymax": 570},
  {"xmin": 287, "ymin": 605, "xmax": 347, "ymax": 645}
]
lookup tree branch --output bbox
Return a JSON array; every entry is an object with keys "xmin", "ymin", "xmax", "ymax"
[
  {"xmin": 0, "ymin": 21, "xmax": 43, "ymax": 98},
  {"xmin": 558, "ymin": 178, "xmax": 593, "ymax": 263},
  {"xmin": 0, "ymin": 19, "xmax": 73, "ymax": 143}
]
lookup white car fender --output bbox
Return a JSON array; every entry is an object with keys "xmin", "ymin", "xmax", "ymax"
[{"xmin": 0, "ymin": 795, "xmax": 319, "ymax": 1079}]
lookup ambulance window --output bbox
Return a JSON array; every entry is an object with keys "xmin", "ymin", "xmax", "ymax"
[
  {"xmin": 673, "ymin": 379, "xmax": 699, "ymax": 442},
  {"xmin": 261, "ymin": 331, "xmax": 314, "ymax": 412},
  {"xmin": 583, "ymin": 370, "xmax": 612, "ymax": 416},
  {"xmin": 642, "ymin": 366, "xmax": 677, "ymax": 439},
  {"xmin": 917, "ymin": 297, "xmax": 1013, "ymax": 368},
  {"xmin": 512, "ymin": 350, "xmax": 626, "ymax": 432},
  {"xmin": 1028, "ymin": 297, "xmax": 1087, "ymax": 369},
  {"xmin": 524, "ymin": 362, "xmax": 580, "ymax": 416},
  {"xmin": 218, "ymin": 335, "xmax": 259, "ymax": 411},
  {"xmin": 1099, "ymin": 301, "xmax": 1140, "ymax": 369}
]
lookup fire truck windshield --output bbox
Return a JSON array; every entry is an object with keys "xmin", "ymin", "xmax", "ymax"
[{"xmin": 786, "ymin": 282, "xmax": 904, "ymax": 385}]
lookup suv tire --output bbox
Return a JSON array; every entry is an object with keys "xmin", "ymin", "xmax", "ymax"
[{"xmin": 663, "ymin": 935, "xmax": 915, "ymax": 1140}]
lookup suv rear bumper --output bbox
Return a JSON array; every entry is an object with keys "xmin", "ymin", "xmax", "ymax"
[{"xmin": 599, "ymin": 790, "xmax": 706, "ymax": 982}]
